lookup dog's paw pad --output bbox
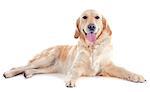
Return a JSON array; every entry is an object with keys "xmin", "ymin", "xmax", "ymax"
[
  {"xmin": 65, "ymin": 82, "xmax": 75, "ymax": 88},
  {"xmin": 3, "ymin": 72, "xmax": 14, "ymax": 78},
  {"xmin": 127, "ymin": 74, "xmax": 146, "ymax": 83},
  {"xmin": 23, "ymin": 71, "xmax": 33, "ymax": 79},
  {"xmin": 3, "ymin": 73, "xmax": 7, "ymax": 78}
]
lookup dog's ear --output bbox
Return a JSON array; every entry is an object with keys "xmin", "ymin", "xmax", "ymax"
[
  {"xmin": 74, "ymin": 18, "xmax": 80, "ymax": 39},
  {"xmin": 102, "ymin": 16, "xmax": 112, "ymax": 36}
]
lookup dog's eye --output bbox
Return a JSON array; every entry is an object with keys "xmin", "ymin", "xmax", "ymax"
[
  {"xmin": 82, "ymin": 16, "xmax": 87, "ymax": 19},
  {"xmin": 95, "ymin": 16, "xmax": 100, "ymax": 19}
]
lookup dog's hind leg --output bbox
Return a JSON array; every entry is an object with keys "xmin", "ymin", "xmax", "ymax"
[
  {"xmin": 3, "ymin": 65, "xmax": 36, "ymax": 78},
  {"xmin": 23, "ymin": 65, "xmax": 57, "ymax": 78},
  {"xmin": 3, "ymin": 48, "xmax": 59, "ymax": 78},
  {"xmin": 3, "ymin": 56, "xmax": 56, "ymax": 78}
]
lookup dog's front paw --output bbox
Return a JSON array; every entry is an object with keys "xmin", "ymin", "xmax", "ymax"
[
  {"xmin": 127, "ymin": 74, "xmax": 146, "ymax": 83},
  {"xmin": 65, "ymin": 80, "xmax": 76, "ymax": 88}
]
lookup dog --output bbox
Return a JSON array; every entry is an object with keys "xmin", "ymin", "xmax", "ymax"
[{"xmin": 3, "ymin": 9, "xmax": 146, "ymax": 87}]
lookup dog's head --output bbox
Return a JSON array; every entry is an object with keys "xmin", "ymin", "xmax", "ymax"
[{"xmin": 74, "ymin": 10, "xmax": 112, "ymax": 45}]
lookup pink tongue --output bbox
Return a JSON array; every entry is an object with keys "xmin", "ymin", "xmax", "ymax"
[{"xmin": 86, "ymin": 33, "xmax": 96, "ymax": 43}]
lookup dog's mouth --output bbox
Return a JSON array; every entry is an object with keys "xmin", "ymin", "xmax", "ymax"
[
  {"xmin": 83, "ymin": 29, "xmax": 96, "ymax": 43},
  {"xmin": 83, "ymin": 29, "xmax": 87, "ymax": 35}
]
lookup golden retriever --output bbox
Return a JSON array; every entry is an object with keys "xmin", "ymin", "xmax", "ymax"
[{"xmin": 3, "ymin": 9, "xmax": 146, "ymax": 87}]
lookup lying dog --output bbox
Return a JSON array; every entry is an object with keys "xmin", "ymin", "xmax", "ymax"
[{"xmin": 3, "ymin": 9, "xmax": 146, "ymax": 87}]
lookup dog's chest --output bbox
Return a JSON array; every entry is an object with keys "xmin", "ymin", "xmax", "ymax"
[
  {"xmin": 90, "ymin": 48, "xmax": 102, "ymax": 73},
  {"xmin": 89, "ymin": 44, "xmax": 112, "ymax": 74}
]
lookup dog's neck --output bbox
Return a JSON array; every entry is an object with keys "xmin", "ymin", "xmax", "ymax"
[{"xmin": 78, "ymin": 33, "xmax": 111, "ymax": 51}]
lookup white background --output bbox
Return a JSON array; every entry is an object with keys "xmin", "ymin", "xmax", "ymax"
[{"xmin": 0, "ymin": 0, "xmax": 150, "ymax": 91}]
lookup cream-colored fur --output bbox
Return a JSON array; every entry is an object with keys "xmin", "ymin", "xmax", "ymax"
[{"xmin": 3, "ymin": 10, "xmax": 146, "ymax": 87}]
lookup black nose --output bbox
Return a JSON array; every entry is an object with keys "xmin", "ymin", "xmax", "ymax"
[{"xmin": 88, "ymin": 23, "xmax": 96, "ymax": 31}]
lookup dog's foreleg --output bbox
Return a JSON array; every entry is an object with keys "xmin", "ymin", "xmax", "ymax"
[
  {"xmin": 65, "ymin": 61, "xmax": 87, "ymax": 88},
  {"xmin": 100, "ymin": 64, "xmax": 146, "ymax": 83}
]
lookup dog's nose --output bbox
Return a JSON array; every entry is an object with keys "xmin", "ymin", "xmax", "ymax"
[{"xmin": 88, "ymin": 23, "xmax": 96, "ymax": 32}]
